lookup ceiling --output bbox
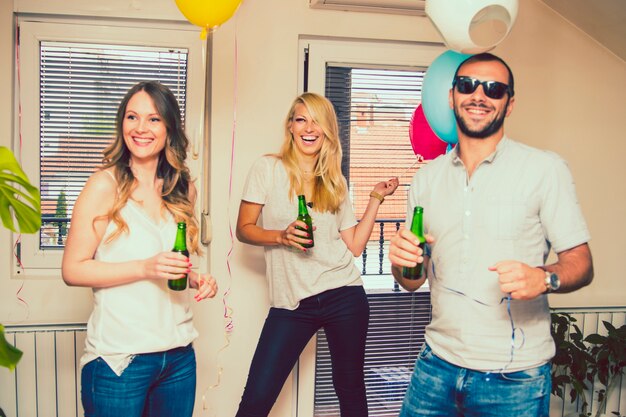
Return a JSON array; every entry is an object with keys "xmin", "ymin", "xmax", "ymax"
[{"xmin": 540, "ymin": 0, "xmax": 626, "ymax": 62}]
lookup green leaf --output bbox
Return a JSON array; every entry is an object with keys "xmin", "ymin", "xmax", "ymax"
[
  {"xmin": 585, "ymin": 333, "xmax": 606, "ymax": 345},
  {"xmin": 602, "ymin": 321, "xmax": 616, "ymax": 332},
  {"xmin": 0, "ymin": 324, "xmax": 23, "ymax": 371},
  {"xmin": 0, "ymin": 146, "xmax": 41, "ymax": 233}
]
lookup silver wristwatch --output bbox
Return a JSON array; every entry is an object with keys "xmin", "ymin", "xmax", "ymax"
[{"xmin": 543, "ymin": 270, "xmax": 561, "ymax": 293}]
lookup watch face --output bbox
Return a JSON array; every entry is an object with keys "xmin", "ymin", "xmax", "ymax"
[{"xmin": 549, "ymin": 273, "xmax": 560, "ymax": 290}]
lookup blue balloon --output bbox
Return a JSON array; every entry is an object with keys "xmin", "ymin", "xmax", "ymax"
[{"xmin": 421, "ymin": 50, "xmax": 472, "ymax": 144}]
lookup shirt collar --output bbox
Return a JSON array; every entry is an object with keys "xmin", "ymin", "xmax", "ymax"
[{"xmin": 451, "ymin": 135, "xmax": 510, "ymax": 166}]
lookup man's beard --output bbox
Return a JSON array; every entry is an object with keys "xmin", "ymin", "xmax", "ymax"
[{"xmin": 454, "ymin": 100, "xmax": 509, "ymax": 139}]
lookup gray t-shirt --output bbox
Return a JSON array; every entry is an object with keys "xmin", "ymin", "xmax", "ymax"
[
  {"xmin": 241, "ymin": 156, "xmax": 362, "ymax": 310},
  {"xmin": 408, "ymin": 137, "xmax": 590, "ymax": 372}
]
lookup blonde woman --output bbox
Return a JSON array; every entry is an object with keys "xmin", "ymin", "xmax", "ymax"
[
  {"xmin": 62, "ymin": 81, "xmax": 217, "ymax": 417},
  {"xmin": 235, "ymin": 92, "xmax": 399, "ymax": 417}
]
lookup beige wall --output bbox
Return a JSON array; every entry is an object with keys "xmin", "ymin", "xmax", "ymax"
[
  {"xmin": 0, "ymin": 0, "xmax": 12, "ymax": 276},
  {"xmin": 1, "ymin": 0, "xmax": 624, "ymax": 416},
  {"xmin": 494, "ymin": 1, "xmax": 626, "ymax": 308}
]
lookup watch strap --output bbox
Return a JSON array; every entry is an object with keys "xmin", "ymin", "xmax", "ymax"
[{"xmin": 543, "ymin": 270, "xmax": 553, "ymax": 293}]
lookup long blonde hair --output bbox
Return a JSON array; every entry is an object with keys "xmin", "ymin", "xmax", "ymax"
[
  {"xmin": 277, "ymin": 92, "xmax": 346, "ymax": 213},
  {"xmin": 100, "ymin": 81, "xmax": 201, "ymax": 254}
]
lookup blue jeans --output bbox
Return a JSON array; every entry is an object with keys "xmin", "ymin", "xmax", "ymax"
[
  {"xmin": 81, "ymin": 344, "xmax": 196, "ymax": 417},
  {"xmin": 235, "ymin": 285, "xmax": 370, "ymax": 417},
  {"xmin": 399, "ymin": 344, "xmax": 551, "ymax": 417}
]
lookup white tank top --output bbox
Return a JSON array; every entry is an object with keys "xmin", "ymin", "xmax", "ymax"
[{"xmin": 80, "ymin": 200, "xmax": 198, "ymax": 375}]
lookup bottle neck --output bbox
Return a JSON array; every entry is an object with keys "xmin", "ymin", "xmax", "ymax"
[
  {"xmin": 414, "ymin": 215, "xmax": 423, "ymax": 236},
  {"xmin": 412, "ymin": 209, "xmax": 424, "ymax": 237},
  {"xmin": 297, "ymin": 195, "xmax": 308, "ymax": 215},
  {"xmin": 174, "ymin": 225, "xmax": 187, "ymax": 250}
]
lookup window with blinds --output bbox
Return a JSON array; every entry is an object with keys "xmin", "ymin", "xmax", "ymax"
[
  {"xmin": 313, "ymin": 65, "xmax": 433, "ymax": 416},
  {"xmin": 325, "ymin": 66, "xmax": 428, "ymax": 289},
  {"xmin": 38, "ymin": 42, "xmax": 188, "ymax": 249}
]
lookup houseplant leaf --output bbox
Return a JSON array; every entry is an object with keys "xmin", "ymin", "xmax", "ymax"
[
  {"xmin": 0, "ymin": 147, "xmax": 38, "ymax": 376},
  {"xmin": 0, "ymin": 324, "xmax": 22, "ymax": 371},
  {"xmin": 0, "ymin": 146, "xmax": 41, "ymax": 233}
]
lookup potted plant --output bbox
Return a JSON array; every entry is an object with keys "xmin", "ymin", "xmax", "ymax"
[
  {"xmin": 0, "ymin": 145, "xmax": 41, "ymax": 416},
  {"xmin": 551, "ymin": 311, "xmax": 626, "ymax": 417}
]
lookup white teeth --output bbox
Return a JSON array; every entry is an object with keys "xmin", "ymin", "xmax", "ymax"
[
  {"xmin": 134, "ymin": 137, "xmax": 152, "ymax": 144},
  {"xmin": 302, "ymin": 136, "xmax": 317, "ymax": 141}
]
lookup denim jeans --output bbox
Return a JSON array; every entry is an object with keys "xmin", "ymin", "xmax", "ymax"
[
  {"xmin": 399, "ymin": 344, "xmax": 551, "ymax": 417},
  {"xmin": 235, "ymin": 285, "xmax": 370, "ymax": 417},
  {"xmin": 81, "ymin": 344, "xmax": 196, "ymax": 417}
]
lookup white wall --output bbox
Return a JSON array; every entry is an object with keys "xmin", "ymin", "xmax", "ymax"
[
  {"xmin": 0, "ymin": 0, "xmax": 13, "ymax": 276},
  {"xmin": 494, "ymin": 1, "xmax": 626, "ymax": 308},
  {"xmin": 1, "ymin": 1, "xmax": 624, "ymax": 416}
]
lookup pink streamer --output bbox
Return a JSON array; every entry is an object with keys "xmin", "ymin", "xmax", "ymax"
[
  {"xmin": 223, "ymin": 32, "xmax": 238, "ymax": 334},
  {"xmin": 13, "ymin": 16, "xmax": 29, "ymax": 318},
  {"xmin": 202, "ymin": 25, "xmax": 239, "ymax": 412}
]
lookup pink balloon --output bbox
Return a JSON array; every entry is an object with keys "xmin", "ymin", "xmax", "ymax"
[{"xmin": 409, "ymin": 104, "xmax": 449, "ymax": 160}]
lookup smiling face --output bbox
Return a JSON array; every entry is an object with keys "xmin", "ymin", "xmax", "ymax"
[
  {"xmin": 122, "ymin": 90, "xmax": 168, "ymax": 162},
  {"xmin": 450, "ymin": 59, "xmax": 515, "ymax": 140},
  {"xmin": 288, "ymin": 103, "xmax": 326, "ymax": 158}
]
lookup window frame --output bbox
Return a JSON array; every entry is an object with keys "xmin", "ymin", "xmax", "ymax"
[{"xmin": 14, "ymin": 18, "xmax": 206, "ymax": 275}]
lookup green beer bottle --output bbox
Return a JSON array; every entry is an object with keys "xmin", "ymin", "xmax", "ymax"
[
  {"xmin": 402, "ymin": 206, "xmax": 426, "ymax": 280},
  {"xmin": 168, "ymin": 222, "xmax": 189, "ymax": 291},
  {"xmin": 296, "ymin": 195, "xmax": 314, "ymax": 248}
]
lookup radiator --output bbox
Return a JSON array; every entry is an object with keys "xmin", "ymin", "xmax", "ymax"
[{"xmin": 0, "ymin": 324, "xmax": 86, "ymax": 417}]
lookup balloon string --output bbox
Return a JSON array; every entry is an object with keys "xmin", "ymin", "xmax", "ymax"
[
  {"xmin": 430, "ymin": 261, "xmax": 524, "ymax": 373},
  {"xmin": 400, "ymin": 140, "xmax": 455, "ymax": 182},
  {"xmin": 12, "ymin": 16, "xmax": 29, "ymax": 319},
  {"xmin": 223, "ymin": 25, "xmax": 238, "ymax": 337},
  {"xmin": 13, "ymin": 237, "xmax": 29, "ymax": 317},
  {"xmin": 202, "ymin": 22, "xmax": 238, "ymax": 413},
  {"xmin": 398, "ymin": 155, "xmax": 423, "ymax": 180}
]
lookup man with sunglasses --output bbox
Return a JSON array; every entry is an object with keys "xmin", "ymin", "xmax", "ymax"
[{"xmin": 389, "ymin": 53, "xmax": 593, "ymax": 417}]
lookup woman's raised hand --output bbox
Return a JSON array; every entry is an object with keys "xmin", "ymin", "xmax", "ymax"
[{"xmin": 373, "ymin": 177, "xmax": 400, "ymax": 198}]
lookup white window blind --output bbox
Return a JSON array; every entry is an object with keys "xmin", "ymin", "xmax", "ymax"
[{"xmin": 38, "ymin": 42, "xmax": 188, "ymax": 249}]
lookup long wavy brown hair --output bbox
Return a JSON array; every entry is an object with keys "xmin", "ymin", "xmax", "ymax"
[
  {"xmin": 276, "ymin": 92, "xmax": 347, "ymax": 213},
  {"xmin": 100, "ymin": 81, "xmax": 201, "ymax": 254}
]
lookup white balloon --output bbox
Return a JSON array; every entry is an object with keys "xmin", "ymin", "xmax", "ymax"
[{"xmin": 426, "ymin": 0, "xmax": 518, "ymax": 54}]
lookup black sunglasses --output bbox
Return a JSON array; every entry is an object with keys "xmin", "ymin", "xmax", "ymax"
[{"xmin": 452, "ymin": 76, "xmax": 512, "ymax": 100}]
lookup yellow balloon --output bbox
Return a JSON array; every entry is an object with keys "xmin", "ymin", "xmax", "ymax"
[{"xmin": 175, "ymin": 0, "xmax": 242, "ymax": 36}]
